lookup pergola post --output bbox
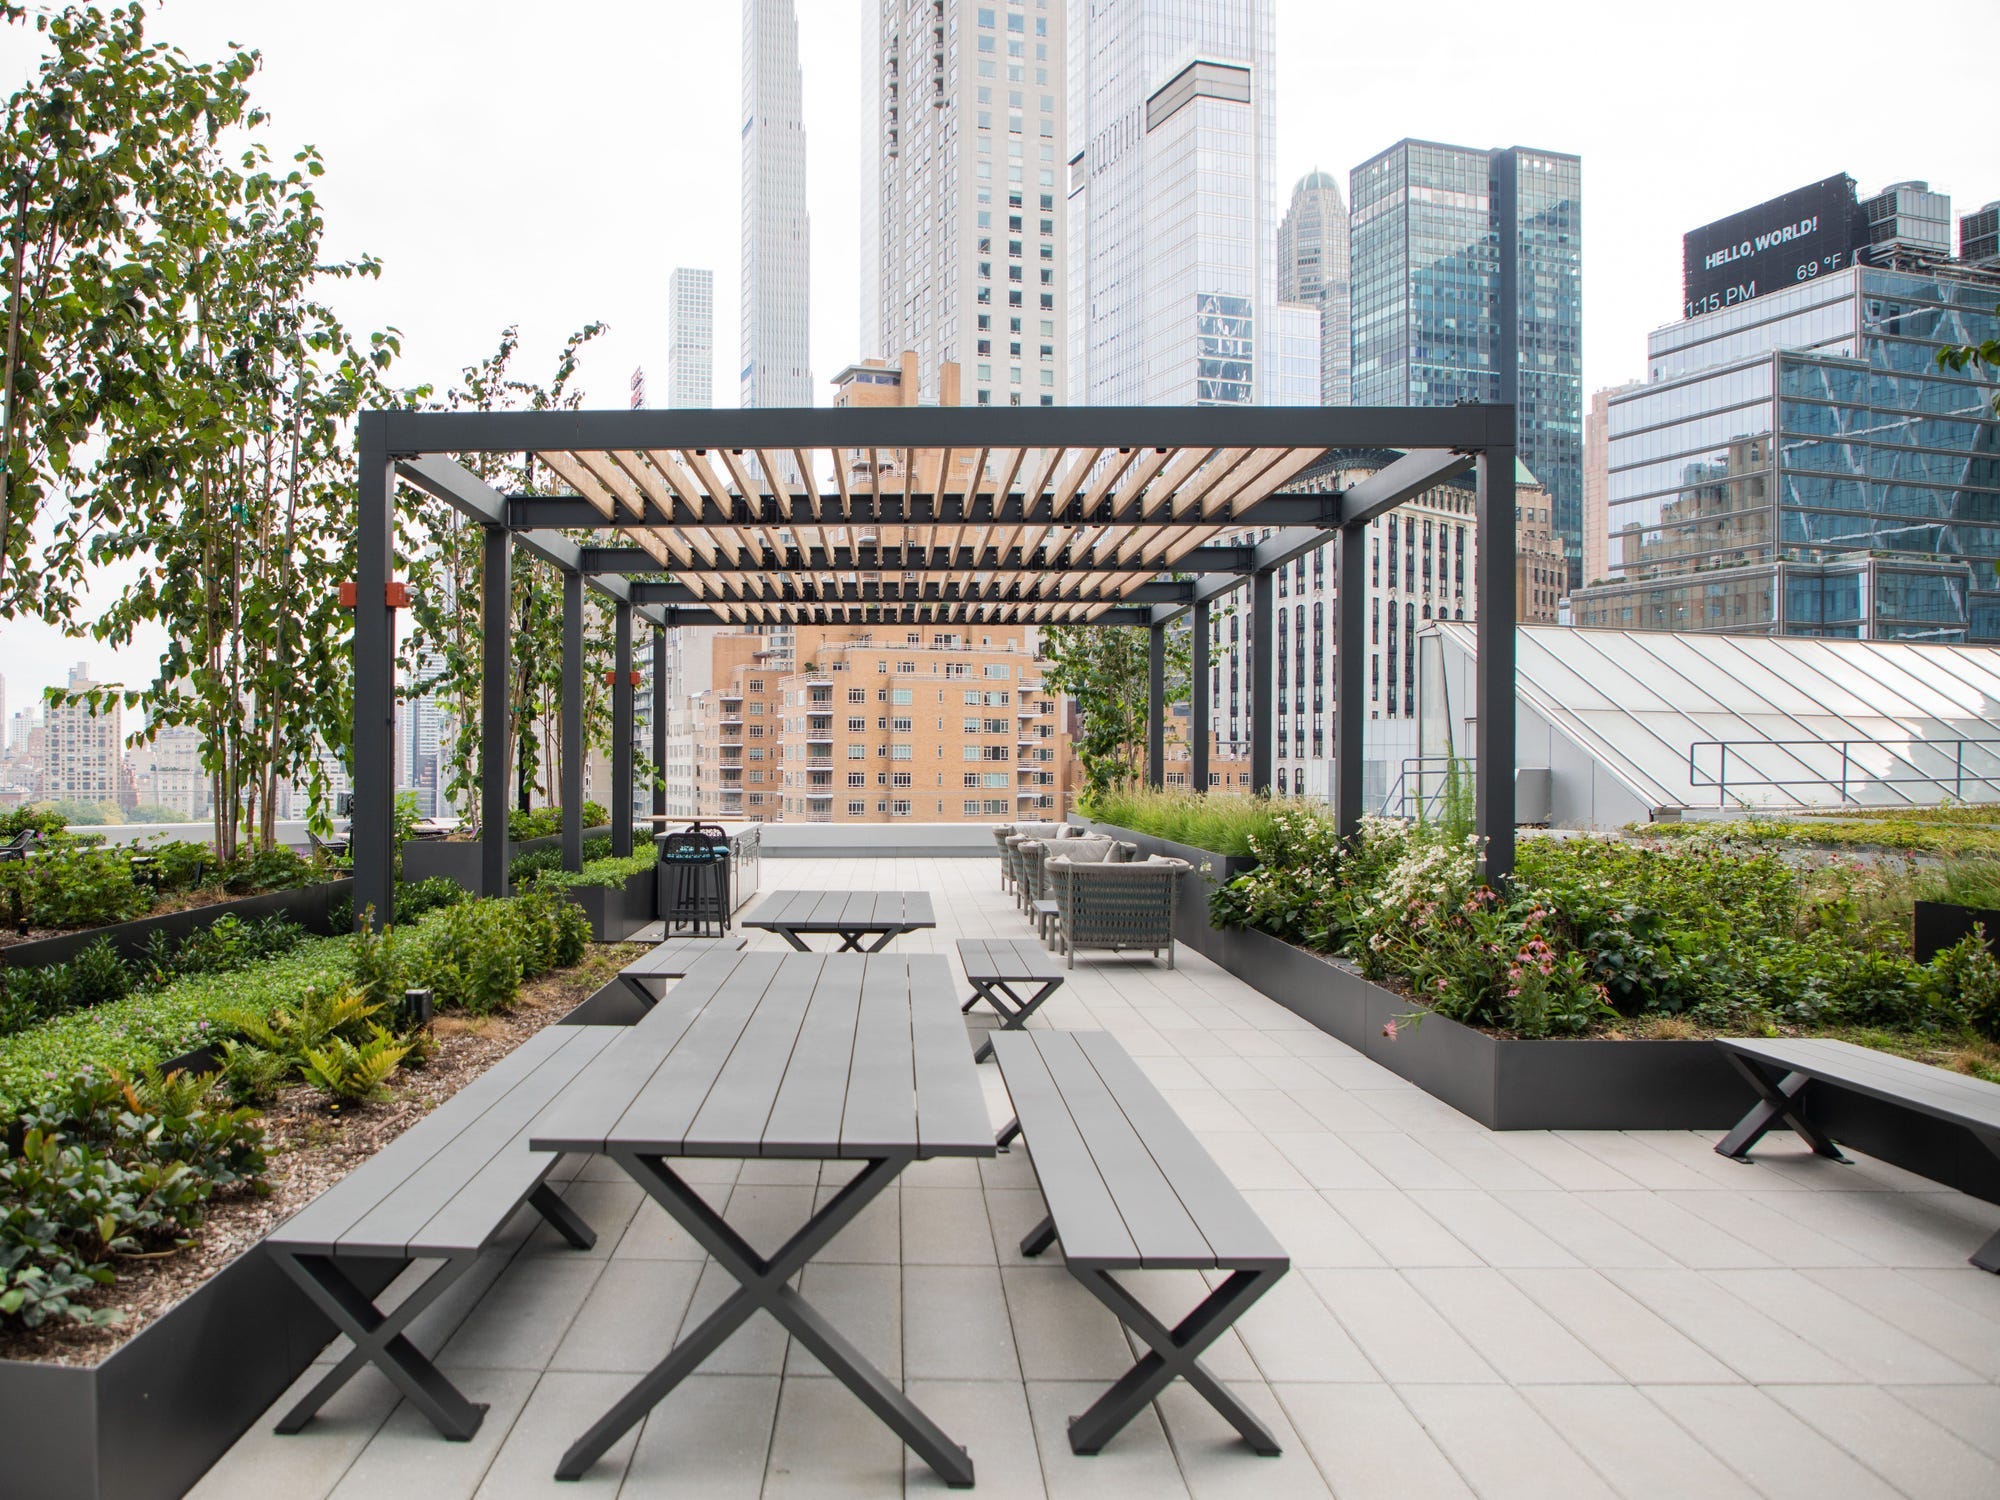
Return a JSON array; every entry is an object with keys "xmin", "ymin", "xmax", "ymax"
[
  {"xmin": 612, "ymin": 602, "xmax": 634, "ymax": 858},
  {"xmin": 651, "ymin": 627, "xmax": 668, "ymax": 820},
  {"xmin": 1190, "ymin": 600, "xmax": 1210, "ymax": 794},
  {"xmin": 1250, "ymin": 567, "xmax": 1275, "ymax": 795},
  {"xmin": 480, "ymin": 525, "xmax": 512, "ymax": 898},
  {"xmin": 351, "ymin": 413, "xmax": 395, "ymax": 930},
  {"xmin": 561, "ymin": 569, "xmax": 584, "ymax": 873},
  {"xmin": 1476, "ymin": 447, "xmax": 1517, "ymax": 880},
  {"xmin": 1145, "ymin": 623, "xmax": 1165, "ymax": 789},
  {"xmin": 1333, "ymin": 522, "xmax": 1367, "ymax": 840}
]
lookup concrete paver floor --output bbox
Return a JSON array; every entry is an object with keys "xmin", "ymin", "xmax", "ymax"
[{"xmin": 194, "ymin": 857, "xmax": 2000, "ymax": 1500}]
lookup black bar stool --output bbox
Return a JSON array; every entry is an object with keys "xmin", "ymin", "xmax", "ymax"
[{"xmin": 658, "ymin": 829, "xmax": 728, "ymax": 938}]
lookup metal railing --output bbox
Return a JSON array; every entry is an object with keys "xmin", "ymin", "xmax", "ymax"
[
  {"xmin": 1387, "ymin": 756, "xmax": 1477, "ymax": 822},
  {"xmin": 1687, "ymin": 738, "xmax": 2000, "ymax": 807}
]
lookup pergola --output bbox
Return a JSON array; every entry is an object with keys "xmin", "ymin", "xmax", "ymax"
[{"xmin": 352, "ymin": 404, "xmax": 1520, "ymax": 925}]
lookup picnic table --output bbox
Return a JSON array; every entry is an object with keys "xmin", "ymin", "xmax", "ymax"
[
  {"xmin": 529, "ymin": 948, "xmax": 995, "ymax": 1487},
  {"xmin": 742, "ymin": 889, "xmax": 936, "ymax": 953}
]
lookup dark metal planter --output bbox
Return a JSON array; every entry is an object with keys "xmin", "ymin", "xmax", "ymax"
[
  {"xmin": 561, "ymin": 867, "xmax": 657, "ymax": 943},
  {"xmin": 0, "ymin": 881, "xmax": 354, "ymax": 972},
  {"xmin": 399, "ymin": 826, "xmax": 612, "ymax": 891},
  {"xmin": 1912, "ymin": 899, "xmax": 2000, "ymax": 963},
  {"xmin": 0, "ymin": 1232, "xmax": 396, "ymax": 1500}
]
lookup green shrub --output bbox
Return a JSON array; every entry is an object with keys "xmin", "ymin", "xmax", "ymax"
[
  {"xmin": 1, "ymin": 1063, "xmax": 265, "ymax": 1330},
  {"xmin": 1079, "ymin": 786, "xmax": 1293, "ymax": 858},
  {"xmin": 297, "ymin": 1029, "xmax": 410, "ymax": 1106},
  {"xmin": 0, "ymin": 843, "xmax": 151, "ymax": 930},
  {"xmin": 519, "ymin": 849, "xmax": 657, "ymax": 894},
  {"xmin": 395, "ymin": 876, "xmax": 467, "ymax": 921}
]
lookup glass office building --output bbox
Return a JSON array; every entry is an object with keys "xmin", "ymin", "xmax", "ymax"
[
  {"xmin": 1349, "ymin": 140, "xmax": 1584, "ymax": 585},
  {"xmin": 1573, "ymin": 263, "xmax": 2000, "ymax": 641}
]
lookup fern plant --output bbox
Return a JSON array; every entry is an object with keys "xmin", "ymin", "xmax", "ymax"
[{"xmin": 297, "ymin": 1026, "xmax": 410, "ymax": 1106}]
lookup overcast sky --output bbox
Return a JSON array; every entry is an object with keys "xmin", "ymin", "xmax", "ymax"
[{"xmin": 2, "ymin": 0, "xmax": 1994, "ymax": 730}]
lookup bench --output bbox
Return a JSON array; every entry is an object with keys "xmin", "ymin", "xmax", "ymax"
[
  {"xmin": 958, "ymin": 937, "xmax": 1065, "ymax": 1062},
  {"xmin": 1714, "ymin": 1036, "xmax": 2000, "ymax": 1272},
  {"xmin": 615, "ymin": 934, "xmax": 747, "ymax": 1008},
  {"xmin": 991, "ymin": 1029, "xmax": 1289, "ymax": 1455},
  {"xmin": 265, "ymin": 1025, "xmax": 619, "ymax": 1440}
]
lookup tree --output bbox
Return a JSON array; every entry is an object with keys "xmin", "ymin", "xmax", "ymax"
[
  {"xmin": 41, "ymin": 27, "xmax": 399, "ymax": 860},
  {"xmin": 400, "ymin": 323, "xmax": 611, "ymax": 828},
  {"xmin": 1936, "ymin": 316, "xmax": 2000, "ymax": 415},
  {"xmin": 1038, "ymin": 622, "xmax": 1192, "ymax": 800},
  {"xmin": 0, "ymin": 3, "xmax": 262, "ymax": 619}
]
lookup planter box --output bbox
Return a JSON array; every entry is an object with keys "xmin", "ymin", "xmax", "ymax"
[
  {"xmin": 561, "ymin": 867, "xmax": 656, "ymax": 943},
  {"xmin": 1913, "ymin": 899, "xmax": 2000, "ymax": 963},
  {"xmin": 1070, "ymin": 821, "xmax": 1256, "ymax": 957},
  {"xmin": 0, "ymin": 881, "xmax": 354, "ymax": 972},
  {"xmin": 0, "ymin": 1233, "xmax": 397, "ymax": 1500},
  {"xmin": 399, "ymin": 826, "xmax": 612, "ymax": 893}
]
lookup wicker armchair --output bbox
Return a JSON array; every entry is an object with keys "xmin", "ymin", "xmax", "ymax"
[
  {"xmin": 1004, "ymin": 823, "xmax": 1077, "ymax": 909},
  {"xmin": 1015, "ymin": 833, "xmax": 1130, "ymax": 927},
  {"xmin": 1043, "ymin": 853, "xmax": 1189, "ymax": 970}
]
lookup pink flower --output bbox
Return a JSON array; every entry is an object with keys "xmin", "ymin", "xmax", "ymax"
[{"xmin": 1381, "ymin": 1019, "xmax": 1399, "ymax": 1040}]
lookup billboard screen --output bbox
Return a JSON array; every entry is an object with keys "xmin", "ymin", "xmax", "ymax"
[{"xmin": 1682, "ymin": 175, "xmax": 1862, "ymax": 319}]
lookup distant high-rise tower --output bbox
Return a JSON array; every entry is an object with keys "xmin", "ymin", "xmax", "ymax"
[
  {"xmin": 861, "ymin": 1, "xmax": 1067, "ymax": 408},
  {"xmin": 1277, "ymin": 171, "xmax": 1351, "ymax": 404},
  {"xmin": 740, "ymin": 0, "xmax": 811, "ymax": 416},
  {"xmin": 1350, "ymin": 139, "xmax": 1583, "ymax": 586},
  {"xmin": 1067, "ymin": 0, "xmax": 1278, "ymax": 406},
  {"xmin": 668, "ymin": 267, "xmax": 714, "ymax": 409}
]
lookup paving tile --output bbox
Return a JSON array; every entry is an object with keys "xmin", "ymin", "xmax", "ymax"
[
  {"xmin": 188, "ymin": 1364, "xmax": 400, "ymax": 1500},
  {"xmin": 1237, "ymin": 1188, "xmax": 1385, "ymax": 1267},
  {"xmin": 1506, "ymin": 1268, "xmax": 1736, "ymax": 1383},
  {"xmin": 328, "ymin": 1367, "xmax": 537, "ymax": 1500},
  {"xmin": 1766, "ymin": 1383, "xmax": 2000, "ymax": 1500},
  {"xmin": 1226, "ymin": 1088, "xmax": 1324, "ymax": 1133},
  {"xmin": 1226, "ymin": 1267, "xmax": 1377, "ymax": 1382},
  {"xmin": 1287, "ymin": 1088, "xmax": 1399, "ymax": 1132},
  {"xmin": 761, "ymin": 1375, "xmax": 910, "ymax": 1498},
  {"xmin": 1520, "ymin": 1384, "xmax": 1760, "ymax": 1500},
  {"xmin": 618, "ymin": 1374, "xmax": 780, "ymax": 1498},
  {"xmin": 905, "ymin": 1264, "xmax": 1021, "ymax": 1380},
  {"xmin": 1801, "ymin": 1267, "xmax": 2000, "ymax": 1379},
  {"xmin": 1410, "ymin": 1131, "xmax": 1562, "ymax": 1191},
  {"xmin": 902, "ymin": 1184, "xmax": 999, "ymax": 1264},
  {"xmin": 903, "ymin": 1379, "xmax": 1048, "ymax": 1497},
  {"xmin": 1264, "ymin": 1131, "xmax": 1395, "ymax": 1190},
  {"xmin": 810, "ymin": 1179, "xmax": 902, "ymax": 1263},
  {"xmin": 1885, "ymin": 1384, "xmax": 2000, "ymax": 1461},
  {"xmin": 1307, "ymin": 1270, "xmax": 1498, "ymax": 1383},
  {"xmin": 549, "ymin": 1259, "xmax": 702, "ymax": 1374},
  {"xmin": 783, "ymin": 1261, "xmax": 903, "ymax": 1379},
  {"xmin": 438, "ymin": 1256, "xmax": 604, "ymax": 1372},
  {"xmin": 1192, "ymin": 1129, "xmax": 1313, "ymax": 1191},
  {"xmin": 1161, "ymin": 1087, "xmax": 1258, "ymax": 1132},
  {"xmin": 1000, "ymin": 1264, "xmax": 1134, "ymax": 1379},
  {"xmin": 1026, "ymin": 1379, "xmax": 1191, "ymax": 1500},
  {"xmin": 1405, "ymin": 1190, "xmax": 1581, "ymax": 1267},
  {"xmin": 1601, "ymin": 1267, "xmax": 1860, "ymax": 1384},
  {"xmin": 1279, "ymin": 1382, "xmax": 1475, "ymax": 1499},
  {"xmin": 1585, "ymin": 1190, "xmax": 1778, "ymax": 1268},
  {"xmin": 1642, "ymin": 1384, "xmax": 1904, "ymax": 1500},
  {"xmin": 1490, "ymin": 1190, "xmax": 1679, "ymax": 1267},
  {"xmin": 1656, "ymin": 1188, "xmax": 1876, "ymax": 1266},
  {"xmin": 1247, "ymin": 1055, "xmax": 1346, "ymax": 1091},
  {"xmin": 1403, "ymin": 1268, "xmax": 1617, "ymax": 1384},
  {"xmin": 722, "ymin": 1185, "xmax": 819, "ymax": 1262},
  {"xmin": 1155, "ymin": 1380, "xmax": 1331, "ymax": 1498},
  {"xmin": 1395, "ymin": 1384, "xmax": 1619, "ymax": 1500},
  {"xmin": 470, "ymin": 1371, "xmax": 643, "ymax": 1497},
  {"xmin": 1320, "ymin": 1189, "xmax": 1480, "ymax": 1266},
  {"xmin": 1704, "ymin": 1268, "xmax": 1984, "ymax": 1383},
  {"xmin": 1340, "ymin": 1132, "xmax": 1480, "ymax": 1191}
]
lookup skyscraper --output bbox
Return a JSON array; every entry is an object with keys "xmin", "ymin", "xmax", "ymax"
[
  {"xmin": 860, "ymin": 1, "xmax": 1067, "ymax": 407},
  {"xmin": 1277, "ymin": 171, "xmax": 1351, "ymax": 404},
  {"xmin": 1350, "ymin": 140, "xmax": 1583, "ymax": 585},
  {"xmin": 668, "ymin": 267, "xmax": 714, "ymax": 409},
  {"xmin": 1066, "ymin": 0, "xmax": 1278, "ymax": 406},
  {"xmin": 740, "ymin": 0, "xmax": 812, "ymax": 415},
  {"xmin": 43, "ymin": 662, "xmax": 121, "ymax": 808}
]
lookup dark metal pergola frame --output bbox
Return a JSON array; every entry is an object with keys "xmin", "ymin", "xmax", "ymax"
[{"xmin": 353, "ymin": 404, "xmax": 1518, "ymax": 926}]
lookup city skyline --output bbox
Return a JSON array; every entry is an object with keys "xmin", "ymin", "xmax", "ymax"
[{"xmin": 1, "ymin": 0, "xmax": 1993, "ymax": 708}]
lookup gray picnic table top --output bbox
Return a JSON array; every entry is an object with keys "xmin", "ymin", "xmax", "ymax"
[
  {"xmin": 528, "ymin": 949, "xmax": 993, "ymax": 1485},
  {"xmin": 741, "ymin": 888, "xmax": 937, "ymax": 952}
]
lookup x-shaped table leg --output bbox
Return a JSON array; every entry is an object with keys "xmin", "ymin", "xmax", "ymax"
[
  {"xmin": 1064, "ymin": 1265, "xmax": 1283, "ymax": 1455},
  {"xmin": 834, "ymin": 927, "xmax": 903, "ymax": 953},
  {"xmin": 1715, "ymin": 1054, "xmax": 1850, "ymax": 1163},
  {"xmin": 272, "ymin": 1249, "xmax": 487, "ymax": 1440},
  {"xmin": 965, "ymin": 976, "xmax": 1064, "ymax": 1062},
  {"xmin": 557, "ymin": 1149, "xmax": 974, "ymax": 1488},
  {"xmin": 1973, "ymin": 1132, "xmax": 2000, "ymax": 1273}
]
